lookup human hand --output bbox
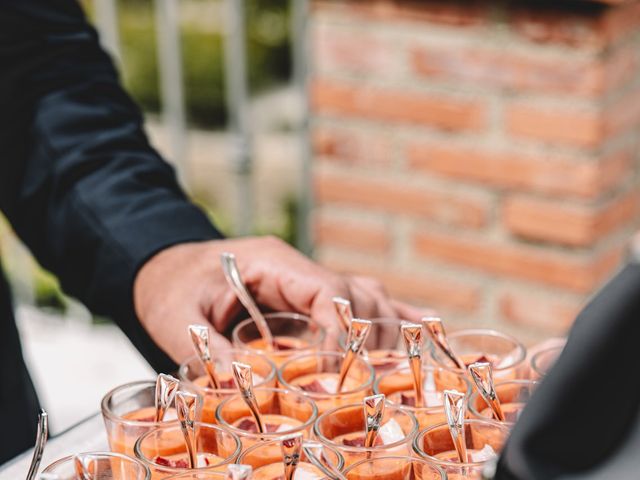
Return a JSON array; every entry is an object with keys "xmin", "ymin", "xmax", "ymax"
[{"xmin": 133, "ymin": 236, "xmax": 428, "ymax": 363}]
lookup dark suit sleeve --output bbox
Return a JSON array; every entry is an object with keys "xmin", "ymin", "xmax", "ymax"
[{"xmin": 0, "ymin": 1, "xmax": 223, "ymax": 371}]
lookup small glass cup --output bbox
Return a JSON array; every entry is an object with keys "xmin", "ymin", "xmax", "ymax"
[
  {"xmin": 314, "ymin": 403, "xmax": 419, "ymax": 467},
  {"xmin": 179, "ymin": 349, "xmax": 277, "ymax": 424},
  {"xmin": 530, "ymin": 344, "xmax": 564, "ymax": 379},
  {"xmin": 232, "ymin": 312, "xmax": 326, "ymax": 367},
  {"xmin": 429, "ymin": 329, "xmax": 527, "ymax": 384},
  {"xmin": 338, "ymin": 318, "xmax": 412, "ymax": 373},
  {"xmin": 343, "ymin": 456, "xmax": 446, "ymax": 480},
  {"xmin": 238, "ymin": 439, "xmax": 344, "ymax": 478},
  {"xmin": 413, "ymin": 419, "xmax": 510, "ymax": 478},
  {"xmin": 164, "ymin": 474, "xmax": 225, "ymax": 480},
  {"xmin": 374, "ymin": 365, "xmax": 471, "ymax": 431},
  {"xmin": 215, "ymin": 387, "xmax": 318, "ymax": 455},
  {"xmin": 277, "ymin": 351, "xmax": 375, "ymax": 414},
  {"xmin": 102, "ymin": 380, "xmax": 180, "ymax": 456},
  {"xmin": 468, "ymin": 380, "xmax": 538, "ymax": 427},
  {"xmin": 41, "ymin": 451, "xmax": 151, "ymax": 479},
  {"xmin": 134, "ymin": 422, "xmax": 241, "ymax": 479}
]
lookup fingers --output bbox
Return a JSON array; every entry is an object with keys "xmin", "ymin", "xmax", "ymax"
[{"xmin": 391, "ymin": 299, "xmax": 438, "ymax": 323}]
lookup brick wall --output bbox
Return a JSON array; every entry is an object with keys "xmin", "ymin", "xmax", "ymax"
[{"xmin": 309, "ymin": 0, "xmax": 640, "ymax": 343}]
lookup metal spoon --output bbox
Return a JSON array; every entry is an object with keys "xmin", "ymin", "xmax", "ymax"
[
  {"xmin": 225, "ymin": 464, "xmax": 253, "ymax": 480},
  {"xmin": 444, "ymin": 390, "xmax": 468, "ymax": 464},
  {"xmin": 281, "ymin": 433, "xmax": 303, "ymax": 480},
  {"xmin": 401, "ymin": 323, "xmax": 424, "ymax": 407},
  {"xmin": 154, "ymin": 374, "xmax": 179, "ymax": 422},
  {"xmin": 175, "ymin": 391, "xmax": 202, "ymax": 469},
  {"xmin": 188, "ymin": 324, "xmax": 221, "ymax": 390},
  {"xmin": 336, "ymin": 318, "xmax": 372, "ymax": 393},
  {"xmin": 302, "ymin": 441, "xmax": 347, "ymax": 480},
  {"xmin": 332, "ymin": 296, "xmax": 353, "ymax": 332},
  {"xmin": 26, "ymin": 408, "xmax": 48, "ymax": 480},
  {"xmin": 468, "ymin": 362, "xmax": 506, "ymax": 422},
  {"xmin": 221, "ymin": 252, "xmax": 275, "ymax": 349},
  {"xmin": 423, "ymin": 317, "xmax": 466, "ymax": 370},
  {"xmin": 231, "ymin": 361, "xmax": 265, "ymax": 433},
  {"xmin": 73, "ymin": 454, "xmax": 93, "ymax": 480},
  {"xmin": 364, "ymin": 394, "xmax": 385, "ymax": 454}
]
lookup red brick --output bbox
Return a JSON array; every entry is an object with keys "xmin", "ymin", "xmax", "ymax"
[
  {"xmin": 503, "ymin": 190, "xmax": 640, "ymax": 247},
  {"xmin": 313, "ymin": 127, "xmax": 393, "ymax": 167},
  {"xmin": 505, "ymin": 104, "xmax": 603, "ymax": 148},
  {"xmin": 311, "ymin": 79, "xmax": 486, "ymax": 132},
  {"xmin": 314, "ymin": 216, "xmax": 391, "ymax": 254},
  {"xmin": 412, "ymin": 46, "xmax": 603, "ymax": 96},
  {"xmin": 313, "ymin": 25, "xmax": 398, "ymax": 78},
  {"xmin": 322, "ymin": 260, "xmax": 481, "ymax": 313},
  {"xmin": 605, "ymin": 87, "xmax": 640, "ymax": 139},
  {"xmin": 408, "ymin": 143, "xmax": 629, "ymax": 199},
  {"xmin": 313, "ymin": 0, "xmax": 487, "ymax": 27},
  {"xmin": 315, "ymin": 172, "xmax": 490, "ymax": 229},
  {"xmin": 499, "ymin": 290, "xmax": 583, "ymax": 334},
  {"xmin": 413, "ymin": 231, "xmax": 623, "ymax": 293}
]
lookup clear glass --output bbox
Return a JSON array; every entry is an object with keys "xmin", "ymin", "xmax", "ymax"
[
  {"xmin": 238, "ymin": 439, "xmax": 344, "ymax": 478},
  {"xmin": 134, "ymin": 422, "xmax": 241, "ymax": 479},
  {"xmin": 530, "ymin": 344, "xmax": 564, "ymax": 379},
  {"xmin": 413, "ymin": 419, "xmax": 510, "ymax": 478},
  {"xmin": 313, "ymin": 402, "xmax": 419, "ymax": 468},
  {"xmin": 468, "ymin": 380, "xmax": 539, "ymax": 427},
  {"xmin": 374, "ymin": 365, "xmax": 471, "ymax": 431},
  {"xmin": 179, "ymin": 349, "xmax": 276, "ymax": 424},
  {"xmin": 429, "ymin": 329, "xmax": 527, "ymax": 382},
  {"xmin": 215, "ymin": 387, "xmax": 318, "ymax": 453},
  {"xmin": 41, "ymin": 451, "xmax": 151, "ymax": 479},
  {"xmin": 101, "ymin": 380, "xmax": 180, "ymax": 456},
  {"xmin": 277, "ymin": 351, "xmax": 375, "ymax": 414},
  {"xmin": 164, "ymin": 474, "xmax": 224, "ymax": 480},
  {"xmin": 232, "ymin": 312, "xmax": 326, "ymax": 367},
  {"xmin": 343, "ymin": 455, "xmax": 446, "ymax": 480},
  {"xmin": 338, "ymin": 318, "xmax": 412, "ymax": 373}
]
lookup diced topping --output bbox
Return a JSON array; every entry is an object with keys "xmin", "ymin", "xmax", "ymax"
[
  {"xmin": 299, "ymin": 376, "xmax": 337, "ymax": 394},
  {"xmin": 378, "ymin": 418, "xmax": 404, "ymax": 445},
  {"xmin": 219, "ymin": 378, "xmax": 235, "ymax": 389},
  {"xmin": 464, "ymin": 355, "xmax": 491, "ymax": 367},
  {"xmin": 424, "ymin": 390, "xmax": 444, "ymax": 407},
  {"xmin": 341, "ymin": 435, "xmax": 383, "ymax": 447},
  {"xmin": 235, "ymin": 418, "xmax": 291, "ymax": 433},
  {"xmin": 155, "ymin": 456, "xmax": 189, "ymax": 469},
  {"xmin": 274, "ymin": 339, "xmax": 296, "ymax": 351},
  {"xmin": 469, "ymin": 445, "xmax": 497, "ymax": 462},
  {"xmin": 400, "ymin": 393, "xmax": 415, "ymax": 407},
  {"xmin": 299, "ymin": 379, "xmax": 327, "ymax": 394}
]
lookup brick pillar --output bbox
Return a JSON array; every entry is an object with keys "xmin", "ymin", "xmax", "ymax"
[{"xmin": 309, "ymin": 0, "xmax": 640, "ymax": 342}]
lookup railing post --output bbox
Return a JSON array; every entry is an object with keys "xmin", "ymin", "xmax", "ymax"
[
  {"xmin": 154, "ymin": 0, "xmax": 189, "ymax": 188},
  {"xmin": 94, "ymin": 0, "xmax": 122, "ymax": 65},
  {"xmin": 291, "ymin": 0, "xmax": 312, "ymax": 254},
  {"xmin": 223, "ymin": 0, "xmax": 253, "ymax": 236}
]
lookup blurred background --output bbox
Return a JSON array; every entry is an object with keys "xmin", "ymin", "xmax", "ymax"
[{"xmin": 1, "ymin": 0, "xmax": 639, "ymax": 433}]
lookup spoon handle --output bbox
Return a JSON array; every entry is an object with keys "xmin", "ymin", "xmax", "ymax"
[
  {"xmin": 423, "ymin": 317, "xmax": 466, "ymax": 370},
  {"xmin": 232, "ymin": 362, "xmax": 266, "ymax": 433},
  {"xmin": 281, "ymin": 433, "xmax": 303, "ymax": 480},
  {"xmin": 444, "ymin": 390, "xmax": 468, "ymax": 464},
  {"xmin": 221, "ymin": 252, "xmax": 275, "ymax": 348},
  {"xmin": 332, "ymin": 297, "xmax": 353, "ymax": 332},
  {"xmin": 401, "ymin": 323, "xmax": 424, "ymax": 407},
  {"xmin": 154, "ymin": 374, "xmax": 179, "ymax": 423},
  {"xmin": 188, "ymin": 324, "xmax": 221, "ymax": 390},
  {"xmin": 26, "ymin": 409, "xmax": 48, "ymax": 480},
  {"xmin": 364, "ymin": 394, "xmax": 385, "ymax": 449},
  {"xmin": 336, "ymin": 319, "xmax": 372, "ymax": 392},
  {"xmin": 468, "ymin": 362, "xmax": 506, "ymax": 422},
  {"xmin": 176, "ymin": 391, "xmax": 201, "ymax": 469}
]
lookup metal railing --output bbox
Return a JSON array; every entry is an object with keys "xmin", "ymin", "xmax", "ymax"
[{"xmin": 92, "ymin": 0, "xmax": 312, "ymax": 249}]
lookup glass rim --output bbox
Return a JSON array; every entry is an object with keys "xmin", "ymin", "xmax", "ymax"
[
  {"xmin": 277, "ymin": 351, "xmax": 376, "ymax": 398},
  {"xmin": 313, "ymin": 402, "xmax": 419, "ymax": 452},
  {"xmin": 238, "ymin": 438, "xmax": 346, "ymax": 472},
  {"xmin": 42, "ymin": 451, "xmax": 151, "ymax": 479},
  {"xmin": 342, "ymin": 455, "xmax": 447, "ymax": 479},
  {"xmin": 530, "ymin": 344, "xmax": 564, "ymax": 377},
  {"xmin": 413, "ymin": 418, "xmax": 510, "ymax": 468},
  {"xmin": 101, "ymin": 380, "xmax": 180, "ymax": 428},
  {"xmin": 373, "ymin": 364, "xmax": 472, "ymax": 413},
  {"xmin": 429, "ymin": 328, "xmax": 527, "ymax": 373},
  {"xmin": 133, "ymin": 422, "xmax": 241, "ymax": 472},
  {"xmin": 163, "ymin": 473, "xmax": 225, "ymax": 479},
  {"xmin": 178, "ymin": 350, "xmax": 277, "ymax": 396},
  {"xmin": 214, "ymin": 387, "xmax": 319, "ymax": 438},
  {"xmin": 231, "ymin": 312, "xmax": 326, "ymax": 355}
]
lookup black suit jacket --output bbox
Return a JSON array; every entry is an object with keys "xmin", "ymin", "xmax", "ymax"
[{"xmin": 0, "ymin": 0, "xmax": 222, "ymax": 464}]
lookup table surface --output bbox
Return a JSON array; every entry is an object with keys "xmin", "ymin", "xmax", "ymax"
[{"xmin": 0, "ymin": 413, "xmax": 108, "ymax": 479}]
